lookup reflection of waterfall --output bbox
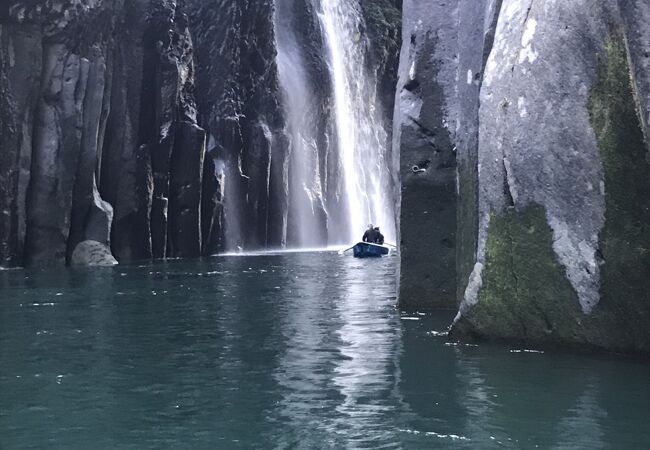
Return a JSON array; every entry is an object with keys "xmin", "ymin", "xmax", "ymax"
[
  {"xmin": 330, "ymin": 257, "xmax": 401, "ymax": 446},
  {"xmin": 270, "ymin": 255, "xmax": 401, "ymax": 447},
  {"xmin": 317, "ymin": 0, "xmax": 395, "ymax": 244},
  {"xmin": 273, "ymin": 0, "xmax": 396, "ymax": 247}
]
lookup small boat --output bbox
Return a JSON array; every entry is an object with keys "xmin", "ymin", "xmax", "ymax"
[{"xmin": 352, "ymin": 242, "xmax": 390, "ymax": 258}]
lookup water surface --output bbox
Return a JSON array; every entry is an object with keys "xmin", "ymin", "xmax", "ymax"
[{"xmin": 0, "ymin": 252, "xmax": 649, "ymax": 448}]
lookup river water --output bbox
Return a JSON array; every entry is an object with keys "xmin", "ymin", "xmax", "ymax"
[{"xmin": 0, "ymin": 252, "xmax": 648, "ymax": 449}]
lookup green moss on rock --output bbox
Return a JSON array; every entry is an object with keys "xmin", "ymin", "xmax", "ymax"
[
  {"xmin": 361, "ymin": 0, "xmax": 401, "ymax": 67},
  {"xmin": 455, "ymin": 205, "xmax": 597, "ymax": 345},
  {"xmin": 454, "ymin": 32, "xmax": 650, "ymax": 354},
  {"xmin": 588, "ymin": 32, "xmax": 650, "ymax": 352},
  {"xmin": 456, "ymin": 159, "xmax": 478, "ymax": 305}
]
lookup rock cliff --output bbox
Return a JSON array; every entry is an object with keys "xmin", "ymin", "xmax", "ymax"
[
  {"xmin": 396, "ymin": 0, "xmax": 650, "ymax": 352},
  {"xmin": 186, "ymin": 0, "xmax": 287, "ymax": 251},
  {"xmin": 0, "ymin": 0, "xmax": 210, "ymax": 266}
]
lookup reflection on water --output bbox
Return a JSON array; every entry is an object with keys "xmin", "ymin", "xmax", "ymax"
[
  {"xmin": 0, "ymin": 252, "xmax": 649, "ymax": 449},
  {"xmin": 330, "ymin": 257, "xmax": 400, "ymax": 447},
  {"xmin": 553, "ymin": 381, "xmax": 607, "ymax": 450}
]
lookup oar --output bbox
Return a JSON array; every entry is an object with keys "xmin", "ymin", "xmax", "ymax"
[
  {"xmin": 338, "ymin": 245, "xmax": 355, "ymax": 255},
  {"xmin": 384, "ymin": 242, "xmax": 398, "ymax": 249}
]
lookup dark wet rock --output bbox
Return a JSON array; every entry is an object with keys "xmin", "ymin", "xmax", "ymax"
[
  {"xmin": 201, "ymin": 150, "xmax": 225, "ymax": 255},
  {"xmin": 186, "ymin": 0, "xmax": 286, "ymax": 250},
  {"xmin": 1, "ymin": 0, "xmax": 210, "ymax": 267},
  {"xmin": 394, "ymin": 0, "xmax": 460, "ymax": 311},
  {"xmin": 0, "ymin": 23, "xmax": 41, "ymax": 266},
  {"xmin": 168, "ymin": 121, "xmax": 206, "ymax": 258},
  {"xmin": 362, "ymin": 0, "xmax": 402, "ymax": 125}
]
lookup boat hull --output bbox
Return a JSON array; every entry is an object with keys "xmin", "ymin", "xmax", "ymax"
[{"xmin": 352, "ymin": 242, "xmax": 390, "ymax": 258}]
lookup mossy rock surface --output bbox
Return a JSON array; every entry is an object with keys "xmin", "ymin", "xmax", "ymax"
[
  {"xmin": 454, "ymin": 204, "xmax": 600, "ymax": 346},
  {"xmin": 588, "ymin": 32, "xmax": 650, "ymax": 352},
  {"xmin": 454, "ymin": 31, "xmax": 650, "ymax": 354}
]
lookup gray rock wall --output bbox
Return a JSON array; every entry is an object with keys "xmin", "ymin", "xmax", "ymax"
[
  {"xmin": 0, "ymin": 22, "xmax": 41, "ymax": 266},
  {"xmin": 0, "ymin": 0, "xmax": 211, "ymax": 266},
  {"xmin": 394, "ymin": 0, "xmax": 460, "ymax": 311},
  {"xmin": 396, "ymin": 0, "xmax": 650, "ymax": 352}
]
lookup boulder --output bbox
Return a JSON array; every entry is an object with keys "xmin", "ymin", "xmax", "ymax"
[{"xmin": 71, "ymin": 240, "xmax": 118, "ymax": 267}]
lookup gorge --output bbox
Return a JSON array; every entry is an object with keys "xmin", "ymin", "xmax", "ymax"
[
  {"xmin": 3, "ymin": 1, "xmax": 650, "ymax": 447},
  {"xmin": 1, "ymin": 0, "xmax": 650, "ymax": 356}
]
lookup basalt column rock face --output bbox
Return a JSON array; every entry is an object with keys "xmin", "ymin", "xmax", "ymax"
[
  {"xmin": 394, "ymin": 0, "xmax": 460, "ymax": 311},
  {"xmin": 455, "ymin": 0, "xmax": 503, "ymax": 304},
  {"xmin": 0, "ymin": 0, "xmax": 210, "ymax": 267},
  {"xmin": 187, "ymin": 0, "xmax": 286, "ymax": 251},
  {"xmin": 452, "ymin": 0, "xmax": 650, "ymax": 353},
  {"xmin": 101, "ymin": 0, "xmax": 207, "ymax": 261},
  {"xmin": 0, "ymin": 21, "xmax": 41, "ymax": 266},
  {"xmin": 0, "ymin": 1, "xmax": 121, "ymax": 266}
]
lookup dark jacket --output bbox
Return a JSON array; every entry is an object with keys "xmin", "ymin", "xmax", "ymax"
[
  {"xmin": 363, "ymin": 228, "xmax": 384, "ymax": 244},
  {"xmin": 363, "ymin": 229, "xmax": 377, "ymax": 243}
]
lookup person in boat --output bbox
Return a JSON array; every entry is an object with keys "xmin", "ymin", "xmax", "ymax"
[
  {"xmin": 363, "ymin": 224, "xmax": 378, "ymax": 243},
  {"xmin": 374, "ymin": 227, "xmax": 385, "ymax": 245}
]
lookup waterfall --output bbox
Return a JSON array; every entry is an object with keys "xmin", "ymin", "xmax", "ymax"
[
  {"xmin": 273, "ymin": 0, "xmax": 396, "ymax": 247},
  {"xmin": 317, "ymin": 0, "xmax": 395, "ymax": 244},
  {"xmin": 274, "ymin": 0, "xmax": 328, "ymax": 248}
]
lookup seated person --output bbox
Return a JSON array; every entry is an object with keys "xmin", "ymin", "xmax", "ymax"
[
  {"xmin": 374, "ymin": 227, "xmax": 385, "ymax": 245},
  {"xmin": 363, "ymin": 224, "xmax": 377, "ymax": 243}
]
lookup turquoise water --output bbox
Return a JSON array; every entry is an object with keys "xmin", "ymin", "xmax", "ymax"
[{"xmin": 0, "ymin": 252, "xmax": 649, "ymax": 449}]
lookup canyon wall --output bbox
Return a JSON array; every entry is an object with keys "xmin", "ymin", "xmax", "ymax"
[
  {"xmin": 187, "ymin": 0, "xmax": 287, "ymax": 251},
  {"xmin": 396, "ymin": 0, "xmax": 650, "ymax": 352},
  {"xmin": 0, "ymin": 0, "xmax": 401, "ymax": 265}
]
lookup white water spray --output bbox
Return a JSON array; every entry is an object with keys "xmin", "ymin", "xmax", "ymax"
[
  {"xmin": 273, "ymin": 0, "xmax": 396, "ymax": 247},
  {"xmin": 317, "ymin": 0, "xmax": 395, "ymax": 244},
  {"xmin": 274, "ymin": 0, "xmax": 327, "ymax": 248}
]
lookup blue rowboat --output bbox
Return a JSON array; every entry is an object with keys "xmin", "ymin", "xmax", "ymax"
[{"xmin": 352, "ymin": 242, "xmax": 390, "ymax": 258}]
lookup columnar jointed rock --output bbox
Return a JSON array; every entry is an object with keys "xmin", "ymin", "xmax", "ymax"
[
  {"xmin": 0, "ymin": 0, "xmax": 212, "ymax": 267},
  {"xmin": 168, "ymin": 121, "xmax": 206, "ymax": 258},
  {"xmin": 186, "ymin": 0, "xmax": 285, "ymax": 251},
  {"xmin": 0, "ymin": 22, "xmax": 41, "ymax": 266}
]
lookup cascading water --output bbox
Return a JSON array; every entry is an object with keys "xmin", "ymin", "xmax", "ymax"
[
  {"xmin": 274, "ymin": 0, "xmax": 396, "ymax": 246},
  {"xmin": 316, "ymin": 0, "xmax": 395, "ymax": 244},
  {"xmin": 274, "ymin": 0, "xmax": 328, "ymax": 248}
]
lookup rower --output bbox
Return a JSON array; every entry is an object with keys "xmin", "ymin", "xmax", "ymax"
[
  {"xmin": 374, "ymin": 227, "xmax": 385, "ymax": 245},
  {"xmin": 362, "ymin": 224, "xmax": 377, "ymax": 243}
]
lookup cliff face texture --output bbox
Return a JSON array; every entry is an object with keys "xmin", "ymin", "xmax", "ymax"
[
  {"xmin": 396, "ymin": 0, "xmax": 650, "ymax": 352},
  {"xmin": 187, "ymin": 0, "xmax": 287, "ymax": 251},
  {"xmin": 394, "ymin": 0, "xmax": 461, "ymax": 311},
  {"xmin": 0, "ymin": 0, "xmax": 401, "ymax": 265},
  {"xmin": 0, "ymin": 0, "xmax": 210, "ymax": 267}
]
